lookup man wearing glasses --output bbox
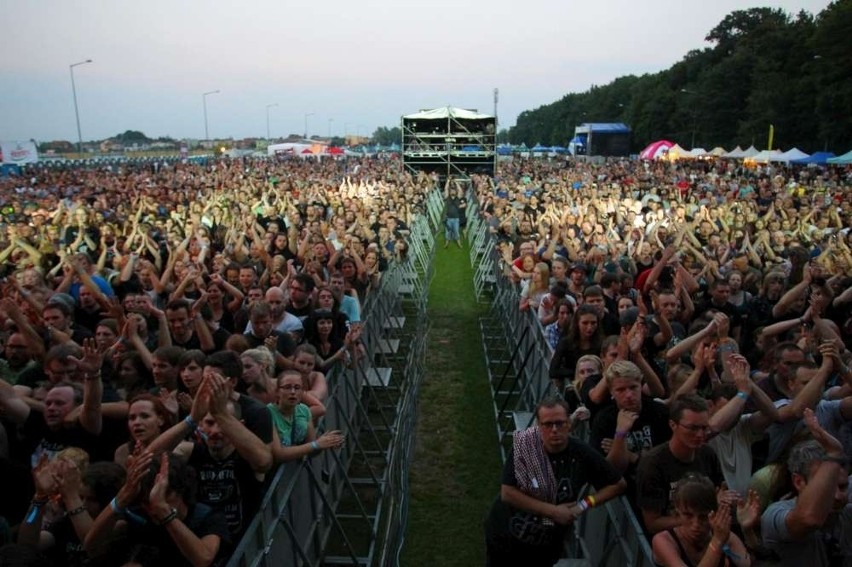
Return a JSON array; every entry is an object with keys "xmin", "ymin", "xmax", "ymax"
[
  {"xmin": 636, "ymin": 394, "xmax": 725, "ymax": 535},
  {"xmin": 484, "ymin": 396, "xmax": 625, "ymax": 567},
  {"xmin": 285, "ymin": 274, "xmax": 315, "ymax": 322}
]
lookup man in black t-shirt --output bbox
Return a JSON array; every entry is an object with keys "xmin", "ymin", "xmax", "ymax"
[
  {"xmin": 148, "ymin": 371, "xmax": 271, "ymax": 540},
  {"xmin": 484, "ymin": 397, "xmax": 625, "ymax": 567},
  {"xmin": 635, "ymin": 394, "xmax": 725, "ymax": 536}
]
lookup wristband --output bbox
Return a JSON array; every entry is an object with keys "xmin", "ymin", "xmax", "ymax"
[
  {"xmin": 26, "ymin": 500, "xmax": 47, "ymax": 525},
  {"xmin": 736, "ymin": 391, "xmax": 749, "ymax": 401},
  {"xmin": 311, "ymin": 440, "xmax": 320, "ymax": 453},
  {"xmin": 67, "ymin": 505, "xmax": 87, "ymax": 517},
  {"xmin": 157, "ymin": 508, "xmax": 178, "ymax": 526},
  {"xmin": 110, "ymin": 497, "xmax": 125, "ymax": 517},
  {"xmin": 184, "ymin": 415, "xmax": 198, "ymax": 431},
  {"xmin": 614, "ymin": 430, "xmax": 628, "ymax": 440}
]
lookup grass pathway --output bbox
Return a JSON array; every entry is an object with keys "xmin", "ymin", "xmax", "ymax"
[{"xmin": 400, "ymin": 237, "xmax": 502, "ymax": 566}]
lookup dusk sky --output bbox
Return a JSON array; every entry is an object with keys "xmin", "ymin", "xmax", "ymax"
[{"xmin": 1, "ymin": 0, "xmax": 831, "ymax": 143}]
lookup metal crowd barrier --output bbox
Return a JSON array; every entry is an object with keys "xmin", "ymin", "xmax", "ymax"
[
  {"xmin": 467, "ymin": 194, "xmax": 654, "ymax": 567},
  {"xmin": 227, "ymin": 188, "xmax": 439, "ymax": 567}
]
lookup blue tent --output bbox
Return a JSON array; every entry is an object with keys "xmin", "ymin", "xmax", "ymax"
[
  {"xmin": 828, "ymin": 150, "xmax": 852, "ymax": 165},
  {"xmin": 791, "ymin": 151, "xmax": 835, "ymax": 165},
  {"xmin": 496, "ymin": 145, "xmax": 513, "ymax": 156},
  {"xmin": 531, "ymin": 144, "xmax": 550, "ymax": 152}
]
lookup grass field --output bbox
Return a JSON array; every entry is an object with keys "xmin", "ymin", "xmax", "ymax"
[{"xmin": 400, "ymin": 236, "xmax": 503, "ymax": 566}]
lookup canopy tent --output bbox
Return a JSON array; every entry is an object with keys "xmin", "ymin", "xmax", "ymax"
[
  {"xmin": 749, "ymin": 149, "xmax": 782, "ymax": 163},
  {"xmin": 665, "ymin": 144, "xmax": 690, "ymax": 160},
  {"xmin": 741, "ymin": 145, "xmax": 759, "ymax": 158},
  {"xmin": 722, "ymin": 146, "xmax": 745, "ymax": 158},
  {"xmin": 531, "ymin": 144, "xmax": 550, "ymax": 153},
  {"xmin": 402, "ymin": 106, "xmax": 493, "ymax": 120},
  {"xmin": 639, "ymin": 140, "xmax": 674, "ymax": 160},
  {"xmin": 827, "ymin": 150, "xmax": 852, "ymax": 164},
  {"xmin": 791, "ymin": 151, "xmax": 835, "ymax": 165},
  {"xmin": 709, "ymin": 147, "xmax": 727, "ymax": 157},
  {"xmin": 496, "ymin": 144, "xmax": 513, "ymax": 156},
  {"xmin": 687, "ymin": 147, "xmax": 708, "ymax": 158},
  {"xmin": 772, "ymin": 148, "xmax": 809, "ymax": 163}
]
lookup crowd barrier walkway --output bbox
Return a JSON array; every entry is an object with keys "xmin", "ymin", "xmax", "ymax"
[
  {"xmin": 227, "ymin": 188, "xmax": 440, "ymax": 567},
  {"xmin": 466, "ymin": 193, "xmax": 654, "ymax": 567}
]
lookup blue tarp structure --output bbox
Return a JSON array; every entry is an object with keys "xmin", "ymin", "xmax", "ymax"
[
  {"xmin": 1, "ymin": 164, "xmax": 22, "ymax": 177},
  {"xmin": 576, "ymin": 123, "xmax": 631, "ymax": 133},
  {"xmin": 828, "ymin": 150, "xmax": 852, "ymax": 165},
  {"xmin": 791, "ymin": 151, "xmax": 835, "ymax": 165},
  {"xmin": 531, "ymin": 144, "xmax": 550, "ymax": 152},
  {"xmin": 496, "ymin": 145, "xmax": 513, "ymax": 156}
]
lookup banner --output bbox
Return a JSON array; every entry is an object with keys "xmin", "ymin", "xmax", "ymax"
[
  {"xmin": 0, "ymin": 140, "xmax": 39, "ymax": 164},
  {"xmin": 767, "ymin": 125, "xmax": 774, "ymax": 152}
]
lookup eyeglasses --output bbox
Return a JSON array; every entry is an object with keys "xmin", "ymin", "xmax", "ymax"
[
  {"xmin": 539, "ymin": 420, "xmax": 569, "ymax": 431},
  {"xmin": 279, "ymin": 384, "xmax": 302, "ymax": 391},
  {"xmin": 677, "ymin": 422, "xmax": 710, "ymax": 433}
]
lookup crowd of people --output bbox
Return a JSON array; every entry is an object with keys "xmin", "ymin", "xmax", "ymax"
[
  {"xmin": 0, "ymin": 152, "xmax": 850, "ymax": 567},
  {"xmin": 481, "ymin": 157, "xmax": 852, "ymax": 566},
  {"xmin": 0, "ymin": 156, "xmax": 429, "ymax": 566}
]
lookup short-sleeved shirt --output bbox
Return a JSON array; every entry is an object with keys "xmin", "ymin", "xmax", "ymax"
[
  {"xmin": 268, "ymin": 403, "xmax": 311, "ymax": 446},
  {"xmin": 235, "ymin": 394, "xmax": 273, "ymax": 445},
  {"xmin": 762, "ymin": 495, "xmax": 852, "ymax": 567},
  {"xmin": 188, "ymin": 443, "xmax": 263, "ymax": 539},
  {"xmin": 636, "ymin": 443, "xmax": 723, "ymax": 521},
  {"xmin": 485, "ymin": 438, "xmax": 622, "ymax": 558},
  {"xmin": 707, "ymin": 413, "xmax": 764, "ymax": 495},
  {"xmin": 124, "ymin": 503, "xmax": 230, "ymax": 566}
]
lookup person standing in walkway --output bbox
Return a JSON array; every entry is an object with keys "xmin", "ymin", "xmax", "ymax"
[
  {"xmin": 484, "ymin": 396, "xmax": 626, "ymax": 567},
  {"xmin": 443, "ymin": 178, "xmax": 465, "ymax": 248}
]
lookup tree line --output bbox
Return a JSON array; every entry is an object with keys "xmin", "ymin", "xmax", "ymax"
[{"xmin": 506, "ymin": 1, "xmax": 852, "ymax": 153}]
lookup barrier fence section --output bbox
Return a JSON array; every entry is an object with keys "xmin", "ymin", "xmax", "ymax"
[
  {"xmin": 466, "ymin": 194, "xmax": 654, "ymax": 567},
  {"xmin": 227, "ymin": 188, "xmax": 440, "ymax": 567}
]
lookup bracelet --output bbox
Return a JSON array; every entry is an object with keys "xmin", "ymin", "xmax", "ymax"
[
  {"xmin": 736, "ymin": 391, "xmax": 749, "ymax": 401},
  {"xmin": 310, "ymin": 440, "xmax": 320, "ymax": 453},
  {"xmin": 708, "ymin": 540, "xmax": 722, "ymax": 553},
  {"xmin": 184, "ymin": 415, "xmax": 198, "ymax": 431},
  {"xmin": 67, "ymin": 505, "xmax": 87, "ymax": 517},
  {"xmin": 614, "ymin": 430, "xmax": 628, "ymax": 440},
  {"xmin": 157, "ymin": 508, "xmax": 178, "ymax": 526},
  {"xmin": 110, "ymin": 497, "xmax": 125, "ymax": 517}
]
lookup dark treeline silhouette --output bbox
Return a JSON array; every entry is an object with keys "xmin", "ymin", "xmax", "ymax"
[{"xmin": 508, "ymin": 1, "xmax": 852, "ymax": 153}]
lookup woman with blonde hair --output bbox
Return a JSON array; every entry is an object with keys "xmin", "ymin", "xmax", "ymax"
[
  {"xmin": 241, "ymin": 347, "xmax": 278, "ymax": 405},
  {"xmin": 520, "ymin": 262, "xmax": 550, "ymax": 312}
]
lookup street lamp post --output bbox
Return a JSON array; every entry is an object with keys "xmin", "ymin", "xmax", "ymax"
[
  {"xmin": 266, "ymin": 103, "xmax": 278, "ymax": 141},
  {"xmin": 304, "ymin": 112, "xmax": 315, "ymax": 139},
  {"xmin": 203, "ymin": 90, "xmax": 220, "ymax": 142},
  {"xmin": 69, "ymin": 59, "xmax": 93, "ymax": 157}
]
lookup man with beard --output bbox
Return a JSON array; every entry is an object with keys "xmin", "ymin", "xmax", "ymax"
[{"xmin": 149, "ymin": 372, "xmax": 270, "ymax": 541}]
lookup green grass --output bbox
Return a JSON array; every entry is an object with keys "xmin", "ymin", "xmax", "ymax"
[{"xmin": 400, "ymin": 236, "xmax": 503, "ymax": 566}]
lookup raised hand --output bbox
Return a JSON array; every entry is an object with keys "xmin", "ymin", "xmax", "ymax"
[
  {"xmin": 709, "ymin": 502, "xmax": 732, "ymax": 548},
  {"xmin": 116, "ymin": 449, "xmax": 154, "ymax": 509},
  {"xmin": 803, "ymin": 407, "xmax": 844, "ymax": 457},
  {"xmin": 67, "ymin": 338, "xmax": 104, "ymax": 378},
  {"xmin": 735, "ymin": 489, "xmax": 761, "ymax": 531}
]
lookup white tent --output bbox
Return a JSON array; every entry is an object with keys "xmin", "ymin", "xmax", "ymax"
[
  {"xmin": 709, "ymin": 147, "xmax": 727, "ymax": 157},
  {"xmin": 666, "ymin": 144, "xmax": 690, "ymax": 160},
  {"xmin": 750, "ymin": 149, "xmax": 782, "ymax": 163},
  {"xmin": 687, "ymin": 147, "xmax": 708, "ymax": 158},
  {"xmin": 772, "ymin": 148, "xmax": 810, "ymax": 163},
  {"xmin": 723, "ymin": 146, "xmax": 744, "ymax": 158},
  {"xmin": 741, "ymin": 145, "xmax": 760, "ymax": 158},
  {"xmin": 402, "ymin": 106, "xmax": 493, "ymax": 120}
]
